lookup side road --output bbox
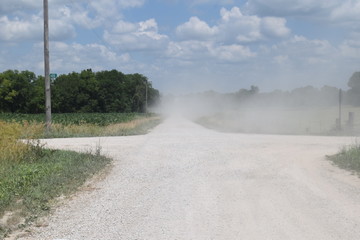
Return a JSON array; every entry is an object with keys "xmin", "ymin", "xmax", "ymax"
[{"xmin": 19, "ymin": 117, "xmax": 360, "ymax": 240}]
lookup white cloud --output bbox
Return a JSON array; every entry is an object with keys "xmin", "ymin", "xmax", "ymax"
[
  {"xmin": 245, "ymin": 0, "xmax": 339, "ymax": 16},
  {"xmin": 163, "ymin": 0, "xmax": 235, "ymax": 7},
  {"xmin": 89, "ymin": 0, "xmax": 145, "ymax": 20},
  {"xmin": 0, "ymin": 14, "xmax": 76, "ymax": 42},
  {"xmin": 0, "ymin": 15, "xmax": 41, "ymax": 41},
  {"xmin": 191, "ymin": 0, "xmax": 235, "ymax": 5},
  {"xmin": 273, "ymin": 35, "xmax": 337, "ymax": 63},
  {"xmin": 273, "ymin": 55, "xmax": 289, "ymax": 64},
  {"xmin": 69, "ymin": 9, "xmax": 102, "ymax": 29},
  {"xmin": 0, "ymin": 0, "xmax": 40, "ymax": 14},
  {"xmin": 339, "ymin": 32, "xmax": 360, "ymax": 59},
  {"xmin": 0, "ymin": 0, "xmax": 146, "ymax": 43},
  {"xmin": 331, "ymin": 0, "xmax": 360, "ymax": 22},
  {"xmin": 209, "ymin": 44, "xmax": 256, "ymax": 62},
  {"xmin": 261, "ymin": 17, "xmax": 290, "ymax": 38},
  {"xmin": 245, "ymin": 0, "xmax": 360, "ymax": 27},
  {"xmin": 0, "ymin": 0, "xmax": 144, "ymax": 17},
  {"xmin": 166, "ymin": 40, "xmax": 211, "ymax": 59},
  {"xmin": 166, "ymin": 40, "xmax": 255, "ymax": 62},
  {"xmin": 176, "ymin": 17, "xmax": 218, "ymax": 40},
  {"xmin": 14, "ymin": 42, "xmax": 133, "ymax": 74},
  {"xmin": 0, "ymin": 0, "xmax": 83, "ymax": 14},
  {"xmin": 113, "ymin": 21, "xmax": 138, "ymax": 34},
  {"xmin": 218, "ymin": 7, "xmax": 262, "ymax": 43},
  {"xmin": 256, "ymin": 35, "xmax": 343, "ymax": 89},
  {"xmin": 117, "ymin": 0, "xmax": 145, "ymax": 8},
  {"xmin": 104, "ymin": 19, "xmax": 169, "ymax": 51},
  {"xmin": 175, "ymin": 7, "xmax": 290, "ymax": 44}
]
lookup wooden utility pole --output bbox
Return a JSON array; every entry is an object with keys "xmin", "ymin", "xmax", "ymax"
[
  {"xmin": 338, "ymin": 88, "xmax": 342, "ymax": 130},
  {"xmin": 145, "ymin": 80, "xmax": 148, "ymax": 113},
  {"xmin": 44, "ymin": 0, "xmax": 51, "ymax": 132}
]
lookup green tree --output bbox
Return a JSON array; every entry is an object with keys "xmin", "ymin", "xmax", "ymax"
[
  {"xmin": 125, "ymin": 73, "xmax": 148, "ymax": 112},
  {"xmin": 27, "ymin": 75, "xmax": 45, "ymax": 113},
  {"xmin": 96, "ymin": 70, "xmax": 127, "ymax": 112},
  {"xmin": 0, "ymin": 70, "xmax": 39, "ymax": 113},
  {"xmin": 52, "ymin": 69, "xmax": 100, "ymax": 113},
  {"xmin": 0, "ymin": 69, "xmax": 160, "ymax": 114}
]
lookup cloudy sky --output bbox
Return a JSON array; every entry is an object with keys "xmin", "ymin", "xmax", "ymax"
[{"xmin": 0, "ymin": 0, "xmax": 359, "ymax": 94}]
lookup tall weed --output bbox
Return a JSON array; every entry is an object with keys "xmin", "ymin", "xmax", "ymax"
[
  {"xmin": 327, "ymin": 143, "xmax": 360, "ymax": 175},
  {"xmin": 0, "ymin": 121, "xmax": 28, "ymax": 165}
]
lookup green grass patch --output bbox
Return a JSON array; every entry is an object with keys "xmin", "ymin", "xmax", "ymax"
[
  {"xmin": 327, "ymin": 143, "xmax": 360, "ymax": 176},
  {"xmin": 0, "ymin": 143, "xmax": 111, "ymax": 238}
]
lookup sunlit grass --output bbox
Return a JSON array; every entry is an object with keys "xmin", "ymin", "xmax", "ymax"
[
  {"xmin": 0, "ymin": 121, "xmax": 29, "ymax": 165},
  {"xmin": 327, "ymin": 143, "xmax": 360, "ymax": 176},
  {"xmin": 44, "ymin": 116, "xmax": 161, "ymax": 138}
]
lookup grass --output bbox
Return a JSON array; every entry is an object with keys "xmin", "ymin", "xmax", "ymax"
[
  {"xmin": 0, "ymin": 120, "xmax": 112, "ymax": 238},
  {"xmin": 0, "ymin": 145, "xmax": 111, "ymax": 238},
  {"xmin": 0, "ymin": 113, "xmax": 162, "ymax": 238},
  {"xmin": 327, "ymin": 143, "xmax": 360, "ymax": 176}
]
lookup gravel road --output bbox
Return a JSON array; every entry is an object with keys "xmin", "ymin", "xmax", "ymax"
[{"xmin": 19, "ymin": 117, "xmax": 360, "ymax": 240}]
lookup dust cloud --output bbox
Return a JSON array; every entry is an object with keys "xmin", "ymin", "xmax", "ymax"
[{"xmin": 157, "ymin": 86, "xmax": 359, "ymax": 136}]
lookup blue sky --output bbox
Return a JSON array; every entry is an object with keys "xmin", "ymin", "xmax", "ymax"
[{"xmin": 0, "ymin": 0, "xmax": 359, "ymax": 94}]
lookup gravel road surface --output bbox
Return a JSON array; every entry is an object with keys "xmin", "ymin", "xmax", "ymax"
[{"xmin": 19, "ymin": 117, "xmax": 360, "ymax": 240}]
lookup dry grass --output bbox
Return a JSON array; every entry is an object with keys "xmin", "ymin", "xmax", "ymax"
[
  {"xmin": 102, "ymin": 116, "xmax": 160, "ymax": 135},
  {"xmin": 0, "ymin": 121, "xmax": 29, "ymax": 165},
  {"xmin": 44, "ymin": 116, "xmax": 161, "ymax": 138}
]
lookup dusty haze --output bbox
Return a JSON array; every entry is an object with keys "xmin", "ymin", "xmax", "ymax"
[{"xmin": 159, "ymin": 86, "xmax": 359, "ymax": 136}]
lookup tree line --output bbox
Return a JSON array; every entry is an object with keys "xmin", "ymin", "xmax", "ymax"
[{"xmin": 0, "ymin": 69, "xmax": 160, "ymax": 114}]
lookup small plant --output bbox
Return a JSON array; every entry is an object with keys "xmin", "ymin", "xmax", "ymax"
[
  {"xmin": 95, "ymin": 140, "xmax": 102, "ymax": 156},
  {"xmin": 327, "ymin": 142, "xmax": 360, "ymax": 176}
]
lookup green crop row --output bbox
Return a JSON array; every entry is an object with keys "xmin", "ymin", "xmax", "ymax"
[{"xmin": 0, "ymin": 113, "xmax": 153, "ymax": 126}]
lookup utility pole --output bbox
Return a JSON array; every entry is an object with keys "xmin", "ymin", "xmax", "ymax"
[
  {"xmin": 338, "ymin": 88, "xmax": 342, "ymax": 130},
  {"xmin": 145, "ymin": 80, "xmax": 148, "ymax": 113},
  {"xmin": 44, "ymin": 0, "xmax": 51, "ymax": 132}
]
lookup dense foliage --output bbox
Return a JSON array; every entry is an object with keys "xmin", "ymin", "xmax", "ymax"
[{"xmin": 0, "ymin": 69, "xmax": 160, "ymax": 114}]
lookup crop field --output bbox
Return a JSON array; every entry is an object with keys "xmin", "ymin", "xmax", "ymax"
[
  {"xmin": 0, "ymin": 112, "xmax": 140, "ymax": 126},
  {"xmin": 0, "ymin": 113, "xmax": 161, "ymax": 138}
]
